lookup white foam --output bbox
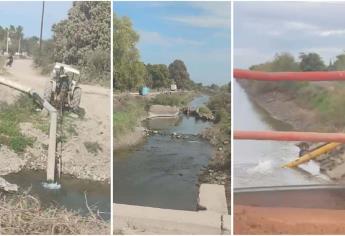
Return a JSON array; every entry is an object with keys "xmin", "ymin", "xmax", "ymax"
[
  {"xmin": 42, "ymin": 182, "xmax": 61, "ymax": 190},
  {"xmin": 247, "ymin": 160, "xmax": 273, "ymax": 175}
]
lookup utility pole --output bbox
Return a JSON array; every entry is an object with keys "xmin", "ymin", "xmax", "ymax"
[
  {"xmin": 39, "ymin": 1, "xmax": 45, "ymax": 54},
  {"xmin": 6, "ymin": 30, "xmax": 9, "ymax": 55},
  {"xmin": 18, "ymin": 36, "xmax": 21, "ymax": 55}
]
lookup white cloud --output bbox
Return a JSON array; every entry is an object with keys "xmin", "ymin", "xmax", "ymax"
[
  {"xmin": 138, "ymin": 30, "xmax": 203, "ymax": 47},
  {"xmin": 164, "ymin": 2, "xmax": 230, "ymax": 29}
]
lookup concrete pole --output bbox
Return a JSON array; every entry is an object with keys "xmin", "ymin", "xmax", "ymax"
[
  {"xmin": 6, "ymin": 30, "xmax": 9, "ymax": 54},
  {"xmin": 18, "ymin": 37, "xmax": 21, "ymax": 54},
  {"xmin": 39, "ymin": 1, "xmax": 45, "ymax": 53},
  {"xmin": 44, "ymin": 100, "xmax": 57, "ymax": 182},
  {"xmin": 0, "ymin": 76, "xmax": 57, "ymax": 182}
]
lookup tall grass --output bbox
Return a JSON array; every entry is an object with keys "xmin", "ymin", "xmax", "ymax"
[
  {"xmin": 247, "ymin": 80, "xmax": 345, "ymax": 127},
  {"xmin": 113, "ymin": 99, "xmax": 146, "ymax": 138},
  {"xmin": 150, "ymin": 93, "xmax": 193, "ymax": 107}
]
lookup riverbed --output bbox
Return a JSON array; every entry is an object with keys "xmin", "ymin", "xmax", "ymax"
[
  {"xmin": 234, "ymin": 80, "xmax": 330, "ymax": 188},
  {"xmin": 114, "ymin": 96, "xmax": 213, "ymax": 211}
]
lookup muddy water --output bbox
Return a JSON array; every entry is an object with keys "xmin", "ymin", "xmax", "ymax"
[
  {"xmin": 114, "ymin": 95, "xmax": 213, "ymax": 211},
  {"xmin": 234, "ymin": 80, "xmax": 330, "ymax": 188},
  {"xmin": 3, "ymin": 170, "xmax": 110, "ymax": 220}
]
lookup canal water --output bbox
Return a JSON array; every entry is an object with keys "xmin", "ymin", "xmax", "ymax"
[
  {"xmin": 114, "ymin": 95, "xmax": 213, "ymax": 211},
  {"xmin": 234, "ymin": 80, "xmax": 330, "ymax": 188},
  {"xmin": 3, "ymin": 170, "xmax": 110, "ymax": 220}
]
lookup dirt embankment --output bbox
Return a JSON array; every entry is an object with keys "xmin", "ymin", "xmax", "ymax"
[
  {"xmin": 0, "ymin": 59, "xmax": 110, "ymax": 182},
  {"xmin": 237, "ymin": 79, "xmax": 328, "ymax": 132},
  {"xmin": 113, "ymin": 94, "xmax": 181, "ymax": 151},
  {"xmin": 235, "ymin": 205, "xmax": 345, "ymax": 234}
]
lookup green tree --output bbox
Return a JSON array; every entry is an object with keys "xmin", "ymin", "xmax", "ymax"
[
  {"xmin": 250, "ymin": 53, "xmax": 299, "ymax": 72},
  {"xmin": 113, "ymin": 14, "xmax": 146, "ymax": 91},
  {"xmin": 332, "ymin": 54, "xmax": 345, "ymax": 70},
  {"xmin": 168, "ymin": 59, "xmax": 193, "ymax": 89},
  {"xmin": 146, "ymin": 64, "xmax": 170, "ymax": 88},
  {"xmin": 299, "ymin": 52, "xmax": 326, "ymax": 71},
  {"xmin": 52, "ymin": 1, "xmax": 111, "ymax": 83}
]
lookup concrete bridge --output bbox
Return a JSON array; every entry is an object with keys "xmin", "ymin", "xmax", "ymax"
[{"xmin": 113, "ymin": 184, "xmax": 230, "ymax": 235}]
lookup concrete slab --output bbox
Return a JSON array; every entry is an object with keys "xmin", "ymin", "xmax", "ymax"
[
  {"xmin": 199, "ymin": 184, "xmax": 228, "ymax": 214},
  {"xmin": 113, "ymin": 204, "xmax": 222, "ymax": 235},
  {"xmin": 222, "ymin": 214, "xmax": 231, "ymax": 234}
]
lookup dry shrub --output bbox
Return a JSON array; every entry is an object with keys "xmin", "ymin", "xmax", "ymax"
[{"xmin": 0, "ymin": 193, "xmax": 110, "ymax": 235}]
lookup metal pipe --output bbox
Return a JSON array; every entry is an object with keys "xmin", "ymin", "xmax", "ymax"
[
  {"xmin": 283, "ymin": 142, "xmax": 341, "ymax": 168},
  {"xmin": 234, "ymin": 69, "xmax": 345, "ymax": 81},
  {"xmin": 0, "ymin": 76, "xmax": 57, "ymax": 182},
  {"xmin": 234, "ymin": 130, "xmax": 345, "ymax": 143}
]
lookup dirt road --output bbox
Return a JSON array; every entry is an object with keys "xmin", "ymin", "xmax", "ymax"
[{"xmin": 1, "ymin": 59, "xmax": 110, "ymax": 182}]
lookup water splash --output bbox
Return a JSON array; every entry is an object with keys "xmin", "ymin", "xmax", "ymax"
[
  {"xmin": 247, "ymin": 160, "xmax": 273, "ymax": 175},
  {"xmin": 42, "ymin": 182, "xmax": 61, "ymax": 190}
]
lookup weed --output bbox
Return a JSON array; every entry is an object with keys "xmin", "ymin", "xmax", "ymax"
[{"xmin": 84, "ymin": 141, "xmax": 102, "ymax": 155}]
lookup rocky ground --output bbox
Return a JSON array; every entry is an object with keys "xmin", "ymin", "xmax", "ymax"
[
  {"xmin": 199, "ymin": 125, "xmax": 231, "ymax": 213},
  {"xmin": 0, "ymin": 59, "xmax": 110, "ymax": 183}
]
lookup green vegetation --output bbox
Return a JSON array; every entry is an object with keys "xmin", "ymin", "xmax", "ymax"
[
  {"xmin": 114, "ymin": 98, "xmax": 147, "ymax": 138},
  {"xmin": 113, "ymin": 14, "xmax": 199, "ymax": 92},
  {"xmin": 207, "ymin": 84, "xmax": 231, "ymax": 136},
  {"xmin": 0, "ymin": 95, "xmax": 46, "ymax": 153},
  {"xmin": 247, "ymin": 52, "xmax": 345, "ymax": 127},
  {"xmin": 150, "ymin": 93, "xmax": 194, "ymax": 107},
  {"xmin": 0, "ymin": 3, "xmax": 111, "ymax": 85},
  {"xmin": 198, "ymin": 106, "xmax": 212, "ymax": 115},
  {"xmin": 84, "ymin": 141, "xmax": 102, "ymax": 155},
  {"xmin": 35, "ymin": 2, "xmax": 111, "ymax": 85}
]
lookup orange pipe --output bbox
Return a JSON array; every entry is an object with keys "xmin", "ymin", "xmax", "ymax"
[
  {"xmin": 234, "ymin": 69, "xmax": 345, "ymax": 81},
  {"xmin": 234, "ymin": 130, "xmax": 345, "ymax": 143}
]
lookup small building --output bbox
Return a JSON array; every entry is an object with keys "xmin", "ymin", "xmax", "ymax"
[
  {"xmin": 139, "ymin": 86, "xmax": 150, "ymax": 96},
  {"xmin": 170, "ymin": 83, "xmax": 177, "ymax": 91}
]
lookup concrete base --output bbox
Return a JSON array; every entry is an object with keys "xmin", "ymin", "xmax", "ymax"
[
  {"xmin": 114, "ymin": 204, "xmax": 222, "ymax": 235},
  {"xmin": 199, "ymin": 184, "xmax": 228, "ymax": 214},
  {"xmin": 113, "ymin": 184, "xmax": 231, "ymax": 235}
]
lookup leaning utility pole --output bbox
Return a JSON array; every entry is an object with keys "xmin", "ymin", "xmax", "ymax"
[{"xmin": 39, "ymin": 1, "xmax": 45, "ymax": 54}]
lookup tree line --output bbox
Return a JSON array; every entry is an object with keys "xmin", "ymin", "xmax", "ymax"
[
  {"xmin": 0, "ymin": 26, "xmax": 41, "ymax": 56},
  {"xmin": 113, "ymin": 14, "xmax": 198, "ymax": 91},
  {"xmin": 1, "ymin": 2, "xmax": 111, "ymax": 85},
  {"xmin": 250, "ymin": 52, "xmax": 345, "ymax": 72}
]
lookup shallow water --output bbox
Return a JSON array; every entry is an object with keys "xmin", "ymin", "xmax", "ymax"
[
  {"xmin": 3, "ymin": 170, "xmax": 110, "ymax": 220},
  {"xmin": 114, "ymin": 95, "xmax": 213, "ymax": 210}
]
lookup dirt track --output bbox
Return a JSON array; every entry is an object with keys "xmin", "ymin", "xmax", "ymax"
[
  {"xmin": 235, "ymin": 205, "xmax": 345, "ymax": 234},
  {"xmin": 0, "ymin": 59, "xmax": 110, "ymax": 182}
]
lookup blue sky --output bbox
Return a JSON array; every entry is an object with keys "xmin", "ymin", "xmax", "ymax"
[
  {"xmin": 235, "ymin": 2, "xmax": 345, "ymax": 69},
  {"xmin": 0, "ymin": 1, "xmax": 72, "ymax": 39},
  {"xmin": 115, "ymin": 1, "xmax": 231, "ymax": 86}
]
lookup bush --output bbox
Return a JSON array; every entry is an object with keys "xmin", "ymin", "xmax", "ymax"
[
  {"xmin": 114, "ymin": 99, "xmax": 146, "ymax": 137},
  {"xmin": 0, "ymin": 95, "xmax": 45, "ymax": 153},
  {"xmin": 81, "ymin": 49, "xmax": 110, "ymax": 86},
  {"xmin": 150, "ymin": 93, "xmax": 193, "ymax": 107}
]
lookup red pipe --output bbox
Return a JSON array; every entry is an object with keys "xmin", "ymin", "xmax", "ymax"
[
  {"xmin": 234, "ymin": 130, "xmax": 345, "ymax": 143},
  {"xmin": 234, "ymin": 69, "xmax": 345, "ymax": 81}
]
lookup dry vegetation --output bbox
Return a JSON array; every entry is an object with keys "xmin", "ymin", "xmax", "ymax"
[{"xmin": 0, "ymin": 193, "xmax": 110, "ymax": 235}]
